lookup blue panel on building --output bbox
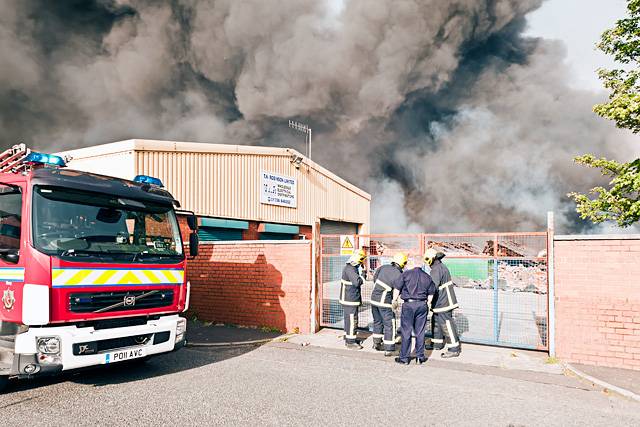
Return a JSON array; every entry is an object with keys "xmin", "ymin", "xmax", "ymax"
[
  {"xmin": 261, "ymin": 223, "xmax": 300, "ymax": 234},
  {"xmin": 200, "ymin": 217, "xmax": 249, "ymax": 230},
  {"xmin": 198, "ymin": 227, "xmax": 243, "ymax": 241}
]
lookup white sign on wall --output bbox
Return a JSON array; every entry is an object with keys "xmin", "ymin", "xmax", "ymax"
[{"xmin": 260, "ymin": 171, "xmax": 297, "ymax": 208}]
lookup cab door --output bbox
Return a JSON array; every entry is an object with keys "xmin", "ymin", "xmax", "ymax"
[{"xmin": 0, "ymin": 182, "xmax": 25, "ymax": 323}]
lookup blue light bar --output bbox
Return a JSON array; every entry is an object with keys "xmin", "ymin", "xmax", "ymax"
[
  {"xmin": 133, "ymin": 175, "xmax": 164, "ymax": 187},
  {"xmin": 24, "ymin": 152, "xmax": 66, "ymax": 167}
]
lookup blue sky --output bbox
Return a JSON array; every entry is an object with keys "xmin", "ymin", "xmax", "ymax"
[{"xmin": 525, "ymin": 0, "xmax": 628, "ymax": 91}]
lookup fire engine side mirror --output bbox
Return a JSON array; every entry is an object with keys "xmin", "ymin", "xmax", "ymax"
[
  {"xmin": 189, "ymin": 232, "xmax": 199, "ymax": 257},
  {"xmin": 187, "ymin": 215, "xmax": 198, "ymax": 231},
  {"xmin": 1, "ymin": 249, "xmax": 19, "ymax": 264}
]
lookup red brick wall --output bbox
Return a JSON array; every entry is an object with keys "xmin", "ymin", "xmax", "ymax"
[
  {"xmin": 243, "ymin": 222, "xmax": 311, "ymax": 240},
  {"xmin": 555, "ymin": 238, "xmax": 640, "ymax": 370},
  {"xmin": 186, "ymin": 241, "xmax": 312, "ymax": 333}
]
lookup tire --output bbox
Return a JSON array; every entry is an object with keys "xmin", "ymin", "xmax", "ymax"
[{"xmin": 0, "ymin": 376, "xmax": 8, "ymax": 394}]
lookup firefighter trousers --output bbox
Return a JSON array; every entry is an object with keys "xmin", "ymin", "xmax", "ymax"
[
  {"xmin": 433, "ymin": 310, "xmax": 460, "ymax": 353},
  {"xmin": 399, "ymin": 301, "xmax": 428, "ymax": 362},
  {"xmin": 342, "ymin": 304, "xmax": 359, "ymax": 344},
  {"xmin": 371, "ymin": 305, "xmax": 396, "ymax": 351}
]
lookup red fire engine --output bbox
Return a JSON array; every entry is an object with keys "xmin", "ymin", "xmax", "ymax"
[{"xmin": 0, "ymin": 144, "xmax": 199, "ymax": 392}]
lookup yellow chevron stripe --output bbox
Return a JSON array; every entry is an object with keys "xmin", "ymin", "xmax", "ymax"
[
  {"xmin": 94, "ymin": 270, "xmax": 117, "ymax": 285},
  {"xmin": 161, "ymin": 270, "xmax": 178, "ymax": 283},
  {"xmin": 118, "ymin": 271, "xmax": 142, "ymax": 285},
  {"xmin": 66, "ymin": 270, "xmax": 93, "ymax": 286},
  {"xmin": 51, "ymin": 269, "xmax": 184, "ymax": 286},
  {"xmin": 143, "ymin": 270, "xmax": 162, "ymax": 284}
]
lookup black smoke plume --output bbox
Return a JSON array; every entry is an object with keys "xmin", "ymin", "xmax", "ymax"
[{"xmin": 1, "ymin": 0, "xmax": 636, "ymax": 232}]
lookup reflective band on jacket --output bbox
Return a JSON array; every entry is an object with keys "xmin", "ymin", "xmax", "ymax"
[
  {"xmin": 339, "ymin": 281, "xmax": 360, "ymax": 306},
  {"xmin": 438, "ymin": 280, "xmax": 453, "ymax": 290},
  {"xmin": 375, "ymin": 280, "xmax": 392, "ymax": 291},
  {"xmin": 341, "ymin": 279, "xmax": 353, "ymax": 286},
  {"xmin": 432, "ymin": 303, "xmax": 459, "ymax": 313},
  {"xmin": 370, "ymin": 299, "xmax": 392, "ymax": 308},
  {"xmin": 52, "ymin": 268, "xmax": 184, "ymax": 288},
  {"xmin": 433, "ymin": 285, "xmax": 459, "ymax": 312},
  {"xmin": 370, "ymin": 279, "xmax": 393, "ymax": 307}
]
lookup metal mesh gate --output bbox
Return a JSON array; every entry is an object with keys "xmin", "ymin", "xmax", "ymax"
[{"xmin": 320, "ymin": 232, "xmax": 548, "ymax": 350}]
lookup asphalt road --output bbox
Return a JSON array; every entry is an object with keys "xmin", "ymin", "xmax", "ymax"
[{"xmin": 2, "ymin": 343, "xmax": 640, "ymax": 426}]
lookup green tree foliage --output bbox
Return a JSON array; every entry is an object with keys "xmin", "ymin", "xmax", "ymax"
[{"xmin": 570, "ymin": 0, "xmax": 640, "ymax": 227}]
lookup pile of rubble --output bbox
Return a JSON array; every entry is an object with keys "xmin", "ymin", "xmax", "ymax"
[{"xmin": 453, "ymin": 262, "xmax": 547, "ymax": 294}]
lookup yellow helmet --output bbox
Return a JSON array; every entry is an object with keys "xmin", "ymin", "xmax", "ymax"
[
  {"xmin": 392, "ymin": 252, "xmax": 408, "ymax": 268},
  {"xmin": 349, "ymin": 249, "xmax": 366, "ymax": 266},
  {"xmin": 423, "ymin": 248, "xmax": 438, "ymax": 266}
]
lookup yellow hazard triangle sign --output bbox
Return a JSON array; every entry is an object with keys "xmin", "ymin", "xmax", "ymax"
[{"xmin": 340, "ymin": 235, "xmax": 355, "ymax": 256}]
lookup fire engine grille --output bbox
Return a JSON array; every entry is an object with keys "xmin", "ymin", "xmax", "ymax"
[{"xmin": 68, "ymin": 290, "xmax": 174, "ymax": 313}]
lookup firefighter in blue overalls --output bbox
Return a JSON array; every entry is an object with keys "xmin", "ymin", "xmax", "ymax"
[
  {"xmin": 340, "ymin": 248, "xmax": 367, "ymax": 350},
  {"xmin": 424, "ymin": 248, "xmax": 461, "ymax": 358},
  {"xmin": 370, "ymin": 252, "xmax": 408, "ymax": 356},
  {"xmin": 393, "ymin": 261, "xmax": 436, "ymax": 364}
]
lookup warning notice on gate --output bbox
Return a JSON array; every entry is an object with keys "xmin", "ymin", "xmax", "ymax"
[
  {"xmin": 340, "ymin": 235, "xmax": 355, "ymax": 256},
  {"xmin": 260, "ymin": 171, "xmax": 297, "ymax": 208}
]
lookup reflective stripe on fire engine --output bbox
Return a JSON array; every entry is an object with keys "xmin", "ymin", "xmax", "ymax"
[
  {"xmin": 51, "ymin": 268, "xmax": 184, "ymax": 288},
  {"xmin": 0, "ymin": 267, "xmax": 25, "ymax": 282}
]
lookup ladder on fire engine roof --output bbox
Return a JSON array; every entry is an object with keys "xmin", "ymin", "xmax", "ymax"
[{"xmin": 0, "ymin": 144, "xmax": 31, "ymax": 173}]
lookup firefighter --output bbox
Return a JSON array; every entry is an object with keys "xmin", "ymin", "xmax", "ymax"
[
  {"xmin": 424, "ymin": 248, "xmax": 461, "ymax": 358},
  {"xmin": 340, "ymin": 248, "xmax": 367, "ymax": 349},
  {"xmin": 393, "ymin": 261, "xmax": 436, "ymax": 364},
  {"xmin": 370, "ymin": 252, "xmax": 408, "ymax": 356}
]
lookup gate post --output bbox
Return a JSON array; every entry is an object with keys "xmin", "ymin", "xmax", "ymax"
[
  {"xmin": 547, "ymin": 212, "xmax": 556, "ymax": 356},
  {"xmin": 311, "ymin": 221, "xmax": 318, "ymax": 333},
  {"xmin": 493, "ymin": 235, "xmax": 499, "ymax": 344}
]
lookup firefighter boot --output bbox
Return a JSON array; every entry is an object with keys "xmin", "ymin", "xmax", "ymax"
[
  {"xmin": 346, "ymin": 342, "xmax": 363, "ymax": 350},
  {"xmin": 394, "ymin": 357, "xmax": 410, "ymax": 365},
  {"xmin": 372, "ymin": 340, "xmax": 384, "ymax": 351},
  {"xmin": 441, "ymin": 350, "xmax": 460, "ymax": 358}
]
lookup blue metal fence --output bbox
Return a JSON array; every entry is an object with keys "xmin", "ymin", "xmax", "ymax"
[{"xmin": 320, "ymin": 232, "xmax": 548, "ymax": 351}]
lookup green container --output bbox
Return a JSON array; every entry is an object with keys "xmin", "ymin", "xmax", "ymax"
[{"xmin": 443, "ymin": 259, "xmax": 489, "ymax": 281}]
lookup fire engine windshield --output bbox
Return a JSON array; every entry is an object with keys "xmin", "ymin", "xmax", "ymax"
[{"xmin": 32, "ymin": 186, "xmax": 183, "ymax": 262}]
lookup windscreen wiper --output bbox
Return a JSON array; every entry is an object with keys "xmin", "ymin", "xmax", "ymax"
[
  {"xmin": 60, "ymin": 249, "xmax": 96, "ymax": 257},
  {"xmin": 131, "ymin": 251, "xmax": 176, "ymax": 262}
]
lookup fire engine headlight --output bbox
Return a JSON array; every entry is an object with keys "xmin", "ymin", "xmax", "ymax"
[
  {"xmin": 37, "ymin": 336, "xmax": 61, "ymax": 355},
  {"xmin": 176, "ymin": 318, "xmax": 187, "ymax": 342}
]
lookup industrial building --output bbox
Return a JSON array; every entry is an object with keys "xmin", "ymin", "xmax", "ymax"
[{"xmin": 59, "ymin": 139, "xmax": 371, "ymax": 240}]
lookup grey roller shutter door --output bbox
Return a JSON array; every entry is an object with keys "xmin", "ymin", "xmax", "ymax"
[{"xmin": 319, "ymin": 220, "xmax": 358, "ymax": 235}]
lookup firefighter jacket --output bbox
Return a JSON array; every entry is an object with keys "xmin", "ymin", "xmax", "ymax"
[
  {"xmin": 429, "ymin": 259, "xmax": 459, "ymax": 312},
  {"xmin": 394, "ymin": 267, "xmax": 436, "ymax": 301},
  {"xmin": 340, "ymin": 263, "xmax": 363, "ymax": 306},
  {"xmin": 370, "ymin": 264, "xmax": 403, "ymax": 308}
]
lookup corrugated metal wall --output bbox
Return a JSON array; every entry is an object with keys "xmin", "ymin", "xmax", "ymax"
[
  {"xmin": 62, "ymin": 150, "xmax": 136, "ymax": 180},
  {"xmin": 134, "ymin": 150, "xmax": 370, "ymax": 230}
]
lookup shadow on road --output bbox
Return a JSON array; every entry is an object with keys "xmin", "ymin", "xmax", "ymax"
[{"xmin": 4, "ymin": 343, "xmax": 264, "ymax": 394}]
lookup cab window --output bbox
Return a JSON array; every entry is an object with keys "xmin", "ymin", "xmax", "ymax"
[{"xmin": 0, "ymin": 184, "xmax": 22, "ymax": 252}]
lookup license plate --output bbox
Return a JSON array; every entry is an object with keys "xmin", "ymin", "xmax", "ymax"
[{"xmin": 104, "ymin": 348, "xmax": 146, "ymax": 364}]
